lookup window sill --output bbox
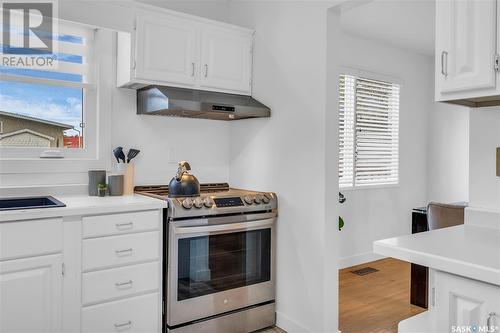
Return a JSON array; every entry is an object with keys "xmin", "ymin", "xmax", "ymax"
[{"xmin": 340, "ymin": 183, "xmax": 400, "ymax": 192}]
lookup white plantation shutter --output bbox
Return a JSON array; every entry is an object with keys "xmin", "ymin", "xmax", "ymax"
[
  {"xmin": 339, "ymin": 74, "xmax": 399, "ymax": 188},
  {"xmin": 338, "ymin": 75, "xmax": 355, "ymax": 187},
  {"xmin": 1, "ymin": 21, "xmax": 94, "ymax": 87}
]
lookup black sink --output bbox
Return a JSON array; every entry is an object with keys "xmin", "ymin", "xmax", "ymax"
[{"xmin": 0, "ymin": 196, "xmax": 66, "ymax": 211}]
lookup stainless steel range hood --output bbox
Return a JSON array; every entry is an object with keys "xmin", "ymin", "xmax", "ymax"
[{"xmin": 137, "ymin": 86, "xmax": 270, "ymax": 121}]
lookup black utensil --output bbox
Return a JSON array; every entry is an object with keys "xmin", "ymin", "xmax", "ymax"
[
  {"xmin": 113, "ymin": 147, "xmax": 126, "ymax": 163},
  {"xmin": 127, "ymin": 149, "xmax": 140, "ymax": 163}
]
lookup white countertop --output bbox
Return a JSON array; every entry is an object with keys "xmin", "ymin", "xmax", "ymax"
[
  {"xmin": 0, "ymin": 194, "xmax": 167, "ymax": 222},
  {"xmin": 374, "ymin": 224, "xmax": 500, "ymax": 286}
]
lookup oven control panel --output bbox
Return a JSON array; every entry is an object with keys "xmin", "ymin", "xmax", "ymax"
[{"xmin": 213, "ymin": 197, "xmax": 244, "ymax": 208}]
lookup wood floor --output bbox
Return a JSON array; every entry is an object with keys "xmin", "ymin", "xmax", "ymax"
[{"xmin": 339, "ymin": 258, "xmax": 426, "ymax": 333}]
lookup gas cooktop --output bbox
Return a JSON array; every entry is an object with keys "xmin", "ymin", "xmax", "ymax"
[{"xmin": 135, "ymin": 183, "xmax": 277, "ymax": 219}]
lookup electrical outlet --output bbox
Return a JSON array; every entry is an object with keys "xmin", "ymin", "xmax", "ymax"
[
  {"xmin": 497, "ymin": 147, "xmax": 500, "ymax": 177},
  {"xmin": 168, "ymin": 148, "xmax": 178, "ymax": 164}
]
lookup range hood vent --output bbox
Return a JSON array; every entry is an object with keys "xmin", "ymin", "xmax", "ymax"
[{"xmin": 137, "ymin": 86, "xmax": 270, "ymax": 121}]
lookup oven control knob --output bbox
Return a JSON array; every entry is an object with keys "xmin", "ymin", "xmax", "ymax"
[
  {"xmin": 253, "ymin": 195, "xmax": 262, "ymax": 204},
  {"xmin": 203, "ymin": 197, "xmax": 214, "ymax": 208},
  {"xmin": 262, "ymin": 194, "xmax": 270, "ymax": 204},
  {"xmin": 182, "ymin": 198, "xmax": 194, "ymax": 209},
  {"xmin": 194, "ymin": 198, "xmax": 203, "ymax": 209},
  {"xmin": 244, "ymin": 195, "xmax": 253, "ymax": 205}
]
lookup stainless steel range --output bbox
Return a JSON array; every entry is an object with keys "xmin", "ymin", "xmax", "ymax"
[{"xmin": 135, "ymin": 183, "xmax": 277, "ymax": 333}]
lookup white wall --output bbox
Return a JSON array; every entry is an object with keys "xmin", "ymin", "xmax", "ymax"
[
  {"xmin": 469, "ymin": 108, "xmax": 500, "ymax": 210},
  {"xmin": 62, "ymin": 1, "xmax": 233, "ymax": 185},
  {"xmin": 0, "ymin": 1, "xmax": 233, "ymax": 192},
  {"xmin": 337, "ymin": 33, "xmax": 431, "ymax": 268},
  {"xmin": 427, "ymin": 101, "xmax": 469, "ymax": 203},
  {"xmin": 228, "ymin": 2, "xmax": 338, "ymax": 332}
]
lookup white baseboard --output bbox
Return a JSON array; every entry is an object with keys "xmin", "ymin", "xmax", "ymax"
[
  {"xmin": 338, "ymin": 251, "xmax": 385, "ymax": 269},
  {"xmin": 276, "ymin": 312, "xmax": 341, "ymax": 333},
  {"xmin": 276, "ymin": 311, "xmax": 310, "ymax": 333}
]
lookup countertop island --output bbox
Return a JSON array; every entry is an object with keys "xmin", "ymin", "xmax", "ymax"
[{"xmin": 373, "ymin": 207, "xmax": 500, "ymax": 333}]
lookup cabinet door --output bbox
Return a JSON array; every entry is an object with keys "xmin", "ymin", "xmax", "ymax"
[
  {"xmin": 0, "ymin": 254, "xmax": 63, "ymax": 333},
  {"xmin": 435, "ymin": 0, "xmax": 497, "ymax": 95},
  {"xmin": 135, "ymin": 13, "xmax": 197, "ymax": 87},
  {"xmin": 200, "ymin": 26, "xmax": 252, "ymax": 94},
  {"xmin": 435, "ymin": 271, "xmax": 500, "ymax": 332}
]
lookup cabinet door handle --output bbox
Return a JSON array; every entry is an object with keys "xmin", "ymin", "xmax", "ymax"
[
  {"xmin": 115, "ymin": 248, "xmax": 133, "ymax": 256},
  {"xmin": 114, "ymin": 320, "xmax": 132, "ymax": 330},
  {"xmin": 441, "ymin": 51, "xmax": 448, "ymax": 77},
  {"xmin": 487, "ymin": 312, "xmax": 496, "ymax": 331},
  {"xmin": 204, "ymin": 64, "xmax": 208, "ymax": 77},
  {"xmin": 115, "ymin": 280, "xmax": 133, "ymax": 288},
  {"xmin": 115, "ymin": 222, "xmax": 133, "ymax": 230},
  {"xmin": 191, "ymin": 62, "xmax": 195, "ymax": 77}
]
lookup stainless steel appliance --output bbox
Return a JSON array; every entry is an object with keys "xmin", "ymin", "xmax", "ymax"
[
  {"xmin": 137, "ymin": 86, "xmax": 271, "ymax": 121},
  {"xmin": 135, "ymin": 183, "xmax": 277, "ymax": 333}
]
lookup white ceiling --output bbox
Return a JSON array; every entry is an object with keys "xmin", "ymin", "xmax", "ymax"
[{"xmin": 340, "ymin": 0, "xmax": 435, "ymax": 56}]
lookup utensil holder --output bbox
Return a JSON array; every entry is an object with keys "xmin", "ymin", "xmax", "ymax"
[
  {"xmin": 108, "ymin": 175, "xmax": 124, "ymax": 196},
  {"xmin": 123, "ymin": 164, "xmax": 135, "ymax": 195},
  {"xmin": 88, "ymin": 170, "xmax": 106, "ymax": 196}
]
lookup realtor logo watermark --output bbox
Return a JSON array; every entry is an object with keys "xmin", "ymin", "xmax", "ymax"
[
  {"xmin": 1, "ymin": 0, "xmax": 58, "ymax": 69},
  {"xmin": 451, "ymin": 325, "xmax": 499, "ymax": 333}
]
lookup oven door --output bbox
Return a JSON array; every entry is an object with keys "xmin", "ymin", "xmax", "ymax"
[{"xmin": 166, "ymin": 212, "xmax": 276, "ymax": 326}]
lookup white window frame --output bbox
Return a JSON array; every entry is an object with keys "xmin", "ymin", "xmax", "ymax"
[
  {"xmin": 0, "ymin": 23, "xmax": 113, "ymax": 177},
  {"xmin": 0, "ymin": 21, "xmax": 97, "ymax": 160},
  {"xmin": 339, "ymin": 69, "xmax": 401, "ymax": 190}
]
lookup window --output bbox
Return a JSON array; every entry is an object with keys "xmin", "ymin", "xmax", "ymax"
[
  {"xmin": 339, "ymin": 74, "xmax": 400, "ymax": 188},
  {"xmin": 0, "ymin": 22, "xmax": 95, "ymax": 154}
]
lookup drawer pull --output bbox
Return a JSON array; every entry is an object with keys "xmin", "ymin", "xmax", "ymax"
[
  {"xmin": 115, "ymin": 280, "xmax": 134, "ymax": 289},
  {"xmin": 115, "ymin": 248, "xmax": 133, "ymax": 256},
  {"xmin": 114, "ymin": 320, "xmax": 132, "ymax": 330},
  {"xmin": 115, "ymin": 222, "xmax": 133, "ymax": 230}
]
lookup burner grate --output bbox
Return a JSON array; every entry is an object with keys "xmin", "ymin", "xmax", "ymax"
[
  {"xmin": 351, "ymin": 267, "xmax": 379, "ymax": 276},
  {"xmin": 134, "ymin": 183, "xmax": 230, "ymax": 196}
]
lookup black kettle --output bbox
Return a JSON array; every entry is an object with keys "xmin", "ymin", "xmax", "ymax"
[{"xmin": 168, "ymin": 161, "xmax": 200, "ymax": 198}]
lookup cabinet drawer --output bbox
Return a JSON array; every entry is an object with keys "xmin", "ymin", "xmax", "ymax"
[
  {"xmin": 82, "ymin": 261, "xmax": 159, "ymax": 305},
  {"xmin": 82, "ymin": 210, "xmax": 159, "ymax": 238},
  {"xmin": 82, "ymin": 293, "xmax": 159, "ymax": 333},
  {"xmin": 82, "ymin": 231, "xmax": 159, "ymax": 271},
  {"xmin": 0, "ymin": 218, "xmax": 62, "ymax": 260}
]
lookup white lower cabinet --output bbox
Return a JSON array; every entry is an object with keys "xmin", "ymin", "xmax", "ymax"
[
  {"xmin": 0, "ymin": 254, "xmax": 63, "ymax": 333},
  {"xmin": 435, "ymin": 271, "xmax": 500, "ymax": 332},
  {"xmin": 82, "ymin": 261, "xmax": 159, "ymax": 305},
  {"xmin": 82, "ymin": 231, "xmax": 159, "ymax": 271},
  {"xmin": 81, "ymin": 293, "xmax": 159, "ymax": 333},
  {"xmin": 0, "ymin": 207, "xmax": 162, "ymax": 333},
  {"xmin": 81, "ymin": 210, "xmax": 162, "ymax": 333}
]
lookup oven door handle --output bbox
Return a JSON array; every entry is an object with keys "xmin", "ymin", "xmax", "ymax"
[{"xmin": 173, "ymin": 218, "xmax": 275, "ymax": 235}]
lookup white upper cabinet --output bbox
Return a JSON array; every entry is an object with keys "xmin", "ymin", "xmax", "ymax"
[
  {"xmin": 117, "ymin": 10, "xmax": 254, "ymax": 95},
  {"xmin": 135, "ymin": 13, "xmax": 197, "ymax": 87},
  {"xmin": 200, "ymin": 26, "xmax": 252, "ymax": 93},
  {"xmin": 435, "ymin": 0, "xmax": 500, "ymax": 106}
]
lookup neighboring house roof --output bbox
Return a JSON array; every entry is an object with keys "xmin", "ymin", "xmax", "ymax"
[
  {"xmin": 0, "ymin": 110, "xmax": 74, "ymax": 130},
  {"xmin": 0, "ymin": 129, "xmax": 54, "ymax": 148},
  {"xmin": 0, "ymin": 129, "xmax": 55, "ymax": 141}
]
